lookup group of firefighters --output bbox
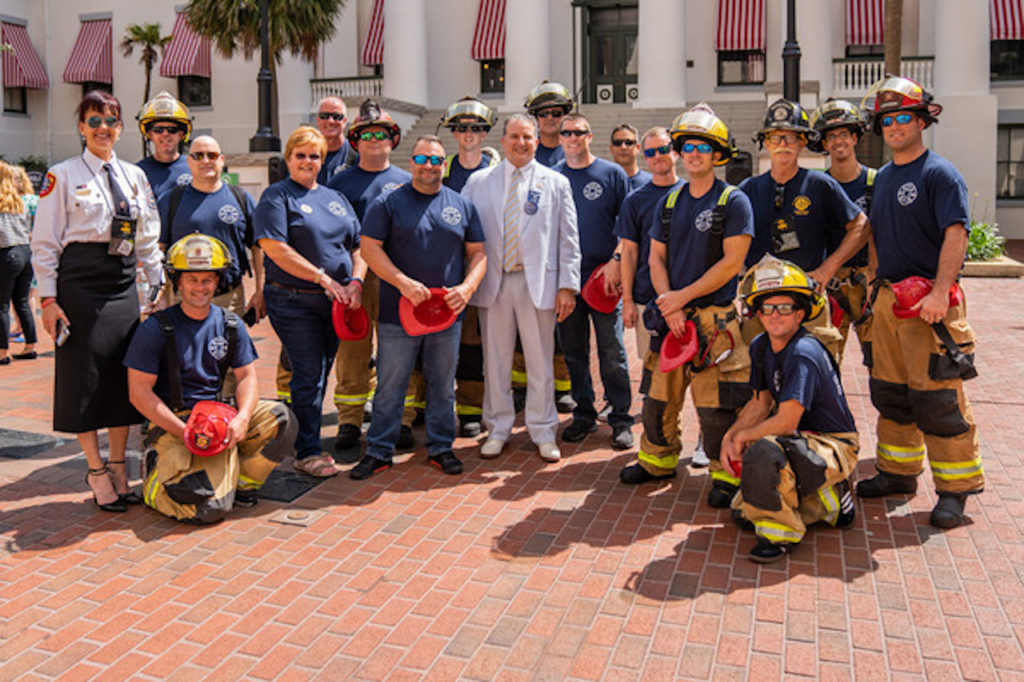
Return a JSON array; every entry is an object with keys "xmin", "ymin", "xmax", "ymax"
[{"xmin": 104, "ymin": 73, "xmax": 981, "ymax": 564}]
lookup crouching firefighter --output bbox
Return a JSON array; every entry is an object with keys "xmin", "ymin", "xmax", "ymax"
[
  {"xmin": 125, "ymin": 233, "xmax": 297, "ymax": 523},
  {"xmin": 619, "ymin": 103, "xmax": 754, "ymax": 510},
  {"xmin": 722, "ymin": 256, "xmax": 858, "ymax": 563}
]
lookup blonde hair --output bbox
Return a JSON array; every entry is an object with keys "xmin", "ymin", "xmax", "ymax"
[
  {"xmin": 0, "ymin": 163, "xmax": 26, "ymax": 215},
  {"xmin": 13, "ymin": 165, "xmax": 33, "ymax": 195},
  {"xmin": 284, "ymin": 126, "xmax": 327, "ymax": 162}
]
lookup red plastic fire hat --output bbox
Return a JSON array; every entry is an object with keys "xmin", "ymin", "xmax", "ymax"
[
  {"xmin": 399, "ymin": 288, "xmax": 458, "ymax": 336},
  {"xmin": 829, "ymin": 294, "xmax": 844, "ymax": 328},
  {"xmin": 183, "ymin": 401, "xmax": 238, "ymax": 457},
  {"xmin": 659, "ymin": 320, "xmax": 699, "ymax": 373},
  {"xmin": 332, "ymin": 300, "xmax": 370, "ymax": 341},
  {"xmin": 581, "ymin": 269, "xmax": 621, "ymax": 314},
  {"xmin": 891, "ymin": 276, "xmax": 963, "ymax": 319}
]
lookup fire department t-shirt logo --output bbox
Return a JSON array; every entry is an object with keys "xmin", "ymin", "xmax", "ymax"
[
  {"xmin": 176, "ymin": 174, "xmax": 193, "ymax": 186},
  {"xmin": 381, "ymin": 182, "xmax": 401, "ymax": 194},
  {"xmin": 208, "ymin": 335, "xmax": 229, "ymax": 361},
  {"xmin": 583, "ymin": 181, "xmax": 603, "ymax": 200},
  {"xmin": 897, "ymin": 182, "xmax": 918, "ymax": 206},
  {"xmin": 855, "ymin": 194, "xmax": 868, "ymax": 211},
  {"xmin": 218, "ymin": 204, "xmax": 241, "ymax": 224},
  {"xmin": 441, "ymin": 206, "xmax": 462, "ymax": 225},
  {"xmin": 793, "ymin": 195, "xmax": 811, "ymax": 216},
  {"xmin": 695, "ymin": 208, "xmax": 714, "ymax": 233},
  {"xmin": 300, "ymin": 204, "xmax": 313, "ymax": 214},
  {"xmin": 328, "ymin": 201, "xmax": 347, "ymax": 217}
]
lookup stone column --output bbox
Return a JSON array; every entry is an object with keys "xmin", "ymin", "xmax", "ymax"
[
  {"xmin": 382, "ymin": 0, "xmax": 428, "ymax": 106},
  {"xmin": 796, "ymin": 0, "xmax": 832, "ymax": 103},
  {"xmin": 504, "ymin": 0, "xmax": 550, "ymax": 110},
  {"xmin": 636, "ymin": 0, "xmax": 686, "ymax": 107}
]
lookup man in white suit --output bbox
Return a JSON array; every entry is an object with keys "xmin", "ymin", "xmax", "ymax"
[{"xmin": 463, "ymin": 113, "xmax": 581, "ymax": 463}]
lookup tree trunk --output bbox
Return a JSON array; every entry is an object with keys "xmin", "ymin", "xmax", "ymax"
[{"xmin": 884, "ymin": 0, "xmax": 902, "ymax": 77}]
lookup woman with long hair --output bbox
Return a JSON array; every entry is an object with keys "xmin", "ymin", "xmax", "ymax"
[{"xmin": 0, "ymin": 161, "xmax": 36, "ymax": 363}]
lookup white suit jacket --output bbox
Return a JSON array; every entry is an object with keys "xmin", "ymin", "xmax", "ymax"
[{"xmin": 463, "ymin": 160, "xmax": 580, "ymax": 310}]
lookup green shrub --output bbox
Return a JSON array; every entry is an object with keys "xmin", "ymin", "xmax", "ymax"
[{"xmin": 967, "ymin": 220, "xmax": 1006, "ymax": 262}]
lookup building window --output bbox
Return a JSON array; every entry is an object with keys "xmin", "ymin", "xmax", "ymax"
[
  {"xmin": 717, "ymin": 50, "xmax": 765, "ymax": 86},
  {"xmin": 480, "ymin": 59, "xmax": 504, "ymax": 94},
  {"xmin": 997, "ymin": 125, "xmax": 1024, "ymax": 198},
  {"xmin": 81, "ymin": 81, "xmax": 112, "ymax": 97},
  {"xmin": 992, "ymin": 40, "xmax": 1024, "ymax": 81},
  {"xmin": 3, "ymin": 86, "xmax": 27, "ymax": 114},
  {"xmin": 178, "ymin": 76, "xmax": 211, "ymax": 107}
]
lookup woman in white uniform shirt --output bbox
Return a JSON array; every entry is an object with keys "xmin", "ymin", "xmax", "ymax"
[{"xmin": 31, "ymin": 91, "xmax": 163, "ymax": 512}]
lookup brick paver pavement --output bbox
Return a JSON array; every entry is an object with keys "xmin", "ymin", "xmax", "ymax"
[{"xmin": 1, "ymin": 276, "xmax": 1023, "ymax": 680}]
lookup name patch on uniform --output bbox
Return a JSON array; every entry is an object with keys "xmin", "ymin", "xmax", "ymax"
[
  {"xmin": 441, "ymin": 206, "xmax": 462, "ymax": 225},
  {"xmin": 793, "ymin": 195, "xmax": 811, "ymax": 215},
  {"xmin": 40, "ymin": 172, "xmax": 57, "ymax": 198},
  {"xmin": 582, "ymin": 181, "xmax": 603, "ymax": 201}
]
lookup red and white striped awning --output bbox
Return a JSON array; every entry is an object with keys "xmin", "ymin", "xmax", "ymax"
[
  {"xmin": 1, "ymin": 22, "xmax": 49, "ymax": 89},
  {"xmin": 716, "ymin": 0, "xmax": 765, "ymax": 52},
  {"xmin": 471, "ymin": 0, "xmax": 506, "ymax": 61},
  {"xmin": 991, "ymin": 0, "xmax": 1024, "ymax": 40},
  {"xmin": 62, "ymin": 19, "xmax": 112, "ymax": 84},
  {"xmin": 847, "ymin": 0, "xmax": 884, "ymax": 45},
  {"xmin": 361, "ymin": 0, "xmax": 385, "ymax": 66},
  {"xmin": 160, "ymin": 12, "xmax": 211, "ymax": 78}
]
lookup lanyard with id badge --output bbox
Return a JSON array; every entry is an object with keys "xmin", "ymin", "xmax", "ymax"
[
  {"xmin": 99, "ymin": 161, "xmax": 138, "ymax": 258},
  {"xmin": 770, "ymin": 183, "xmax": 800, "ymax": 254}
]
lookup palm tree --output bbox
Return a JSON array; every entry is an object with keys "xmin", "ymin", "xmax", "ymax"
[
  {"xmin": 184, "ymin": 0, "xmax": 347, "ymax": 135},
  {"xmin": 120, "ymin": 23, "xmax": 172, "ymax": 104}
]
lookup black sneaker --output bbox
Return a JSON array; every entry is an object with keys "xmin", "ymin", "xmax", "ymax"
[
  {"xmin": 350, "ymin": 455, "xmax": 392, "ymax": 480},
  {"xmin": 234, "ymin": 489, "xmax": 259, "ymax": 508},
  {"xmin": 459, "ymin": 418, "xmax": 482, "ymax": 438},
  {"xmin": 555, "ymin": 391, "xmax": 576, "ymax": 414},
  {"xmin": 707, "ymin": 482, "xmax": 738, "ymax": 508},
  {"xmin": 856, "ymin": 471, "xmax": 917, "ymax": 498},
  {"xmin": 513, "ymin": 387, "xmax": 527, "ymax": 414},
  {"xmin": 836, "ymin": 479, "xmax": 856, "ymax": 528},
  {"xmin": 749, "ymin": 538, "xmax": 789, "ymax": 563},
  {"xmin": 611, "ymin": 424, "xmax": 635, "ymax": 450},
  {"xmin": 334, "ymin": 423, "xmax": 362, "ymax": 450},
  {"xmin": 396, "ymin": 425, "xmax": 415, "ymax": 451},
  {"xmin": 930, "ymin": 492, "xmax": 967, "ymax": 529},
  {"xmin": 619, "ymin": 462, "xmax": 676, "ymax": 485},
  {"xmin": 561, "ymin": 419, "xmax": 597, "ymax": 443},
  {"xmin": 428, "ymin": 450, "xmax": 463, "ymax": 475}
]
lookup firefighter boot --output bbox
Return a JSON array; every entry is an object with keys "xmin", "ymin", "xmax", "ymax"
[
  {"xmin": 856, "ymin": 471, "xmax": 918, "ymax": 498},
  {"xmin": 930, "ymin": 492, "xmax": 967, "ymax": 529}
]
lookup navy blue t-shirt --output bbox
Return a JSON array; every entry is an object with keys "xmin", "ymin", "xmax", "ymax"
[
  {"xmin": 254, "ymin": 178, "xmax": 360, "ymax": 290},
  {"xmin": 871, "ymin": 150, "xmax": 970, "ymax": 282},
  {"xmin": 137, "ymin": 155, "xmax": 192, "ymax": 201},
  {"xmin": 553, "ymin": 157, "xmax": 630, "ymax": 282},
  {"xmin": 327, "ymin": 165, "xmax": 411, "ymax": 220},
  {"xmin": 614, "ymin": 179, "xmax": 683, "ymax": 305},
  {"xmin": 749, "ymin": 328, "xmax": 856, "ymax": 434},
  {"xmin": 443, "ymin": 154, "xmax": 494, "ymax": 193},
  {"xmin": 829, "ymin": 166, "xmax": 873, "ymax": 268},
  {"xmin": 317, "ymin": 141, "xmax": 356, "ymax": 185},
  {"xmin": 124, "ymin": 305, "xmax": 258, "ymax": 409},
  {"xmin": 159, "ymin": 184, "xmax": 257, "ymax": 289},
  {"xmin": 535, "ymin": 143, "xmax": 565, "ymax": 168},
  {"xmin": 362, "ymin": 184, "xmax": 486, "ymax": 326},
  {"xmin": 628, "ymin": 169, "xmax": 653, "ymax": 193},
  {"xmin": 649, "ymin": 179, "xmax": 754, "ymax": 307},
  {"xmin": 739, "ymin": 168, "xmax": 861, "ymax": 272}
]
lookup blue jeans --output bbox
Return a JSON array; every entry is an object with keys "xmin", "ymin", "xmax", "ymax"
[
  {"xmin": 264, "ymin": 284, "xmax": 338, "ymax": 460},
  {"xmin": 366, "ymin": 321, "xmax": 461, "ymax": 462},
  {"xmin": 557, "ymin": 295, "xmax": 633, "ymax": 427}
]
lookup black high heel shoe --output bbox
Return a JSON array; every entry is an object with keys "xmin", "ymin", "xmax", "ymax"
[
  {"xmin": 86, "ymin": 467, "xmax": 128, "ymax": 512},
  {"xmin": 106, "ymin": 461, "xmax": 143, "ymax": 505}
]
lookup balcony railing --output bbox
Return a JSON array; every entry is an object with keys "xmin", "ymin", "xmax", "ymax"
[
  {"xmin": 832, "ymin": 56, "xmax": 934, "ymax": 97},
  {"xmin": 310, "ymin": 76, "xmax": 382, "ymax": 105}
]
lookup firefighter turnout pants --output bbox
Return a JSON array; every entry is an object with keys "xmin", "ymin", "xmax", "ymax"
[
  {"xmin": 456, "ymin": 305, "xmax": 484, "ymax": 421},
  {"xmin": 830, "ymin": 265, "xmax": 870, "ymax": 364},
  {"xmin": 864, "ymin": 285, "xmax": 983, "ymax": 494}
]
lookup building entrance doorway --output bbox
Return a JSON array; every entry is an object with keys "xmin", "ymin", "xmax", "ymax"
[{"xmin": 583, "ymin": 3, "xmax": 638, "ymax": 104}]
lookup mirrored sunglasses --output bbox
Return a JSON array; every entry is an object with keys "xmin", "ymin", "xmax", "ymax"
[
  {"xmin": 359, "ymin": 130, "xmax": 389, "ymax": 141},
  {"xmin": 412, "ymin": 154, "xmax": 445, "ymax": 166},
  {"xmin": 881, "ymin": 113, "xmax": 914, "ymax": 127},
  {"xmin": 681, "ymin": 142, "xmax": 713, "ymax": 154},
  {"xmin": 643, "ymin": 145, "xmax": 673, "ymax": 158}
]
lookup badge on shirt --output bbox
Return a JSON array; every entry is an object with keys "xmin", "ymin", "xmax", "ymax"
[
  {"xmin": 793, "ymin": 195, "xmax": 811, "ymax": 216},
  {"xmin": 301, "ymin": 204, "xmax": 313, "ymax": 214},
  {"xmin": 771, "ymin": 219, "xmax": 800, "ymax": 253},
  {"xmin": 441, "ymin": 206, "xmax": 462, "ymax": 225},
  {"xmin": 40, "ymin": 172, "xmax": 57, "ymax": 198},
  {"xmin": 583, "ymin": 181, "xmax": 603, "ymax": 201},
  {"xmin": 524, "ymin": 189, "xmax": 540, "ymax": 215}
]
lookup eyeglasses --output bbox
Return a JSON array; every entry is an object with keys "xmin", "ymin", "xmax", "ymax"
[
  {"xmin": 881, "ymin": 113, "xmax": 914, "ymax": 127},
  {"xmin": 359, "ymin": 131, "xmax": 389, "ymax": 141},
  {"xmin": 559, "ymin": 129, "xmax": 589, "ymax": 138},
  {"xmin": 86, "ymin": 116, "xmax": 121, "ymax": 129},
  {"xmin": 824, "ymin": 129, "xmax": 853, "ymax": 143},
  {"xmin": 412, "ymin": 154, "xmax": 444, "ymax": 166},
  {"xmin": 149, "ymin": 125, "xmax": 182, "ymax": 135},
  {"xmin": 454, "ymin": 124, "xmax": 489, "ymax": 133},
  {"xmin": 681, "ymin": 142, "xmax": 713, "ymax": 154},
  {"xmin": 758, "ymin": 302, "xmax": 798, "ymax": 316},
  {"xmin": 188, "ymin": 151, "xmax": 222, "ymax": 161},
  {"xmin": 764, "ymin": 133, "xmax": 799, "ymax": 148},
  {"xmin": 317, "ymin": 112, "xmax": 346, "ymax": 121},
  {"xmin": 611, "ymin": 138, "xmax": 636, "ymax": 147},
  {"xmin": 774, "ymin": 185, "xmax": 786, "ymax": 211},
  {"xmin": 536, "ymin": 109, "xmax": 564, "ymax": 119},
  {"xmin": 643, "ymin": 145, "xmax": 673, "ymax": 158},
  {"xmin": 292, "ymin": 152, "xmax": 321, "ymax": 161}
]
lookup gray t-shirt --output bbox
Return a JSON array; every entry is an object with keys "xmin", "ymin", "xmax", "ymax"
[{"xmin": 0, "ymin": 209, "xmax": 31, "ymax": 248}]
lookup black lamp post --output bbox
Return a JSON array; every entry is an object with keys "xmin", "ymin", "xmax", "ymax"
[
  {"xmin": 249, "ymin": 0, "xmax": 280, "ymax": 152},
  {"xmin": 782, "ymin": 0, "xmax": 801, "ymax": 102}
]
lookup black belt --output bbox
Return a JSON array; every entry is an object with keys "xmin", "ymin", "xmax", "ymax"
[{"xmin": 268, "ymin": 281, "xmax": 323, "ymax": 295}]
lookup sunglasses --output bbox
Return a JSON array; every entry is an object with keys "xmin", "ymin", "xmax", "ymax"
[
  {"xmin": 317, "ymin": 112, "xmax": 346, "ymax": 121},
  {"xmin": 559, "ymin": 129, "xmax": 589, "ymax": 138},
  {"xmin": 774, "ymin": 185, "xmax": 786, "ymax": 211},
  {"xmin": 758, "ymin": 302, "xmax": 798, "ymax": 316},
  {"xmin": 881, "ymin": 113, "xmax": 914, "ymax": 127},
  {"xmin": 681, "ymin": 142, "xmax": 713, "ymax": 154},
  {"xmin": 292, "ymin": 152, "xmax": 321, "ymax": 161},
  {"xmin": 87, "ymin": 116, "xmax": 121, "ymax": 129},
  {"xmin": 359, "ymin": 130, "xmax": 389, "ymax": 141},
  {"xmin": 412, "ymin": 154, "xmax": 444, "ymax": 166},
  {"xmin": 536, "ymin": 109, "xmax": 564, "ymax": 119},
  {"xmin": 454, "ymin": 124, "xmax": 489, "ymax": 133},
  {"xmin": 188, "ymin": 151, "xmax": 222, "ymax": 161},
  {"xmin": 149, "ymin": 124, "xmax": 182, "ymax": 135},
  {"xmin": 611, "ymin": 138, "xmax": 636, "ymax": 147},
  {"xmin": 643, "ymin": 145, "xmax": 672, "ymax": 158}
]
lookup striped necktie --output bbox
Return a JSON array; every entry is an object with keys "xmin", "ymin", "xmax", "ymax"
[{"xmin": 503, "ymin": 168, "xmax": 523, "ymax": 272}]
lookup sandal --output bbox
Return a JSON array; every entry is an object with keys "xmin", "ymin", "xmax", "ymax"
[
  {"xmin": 107, "ymin": 461, "xmax": 143, "ymax": 505},
  {"xmin": 86, "ymin": 467, "xmax": 127, "ymax": 512},
  {"xmin": 294, "ymin": 453, "xmax": 339, "ymax": 478}
]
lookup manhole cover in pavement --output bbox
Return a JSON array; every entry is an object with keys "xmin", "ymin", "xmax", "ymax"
[{"xmin": 0, "ymin": 428, "xmax": 63, "ymax": 459}]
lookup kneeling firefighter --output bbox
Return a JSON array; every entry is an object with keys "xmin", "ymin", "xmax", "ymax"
[{"xmin": 125, "ymin": 233, "xmax": 297, "ymax": 523}]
